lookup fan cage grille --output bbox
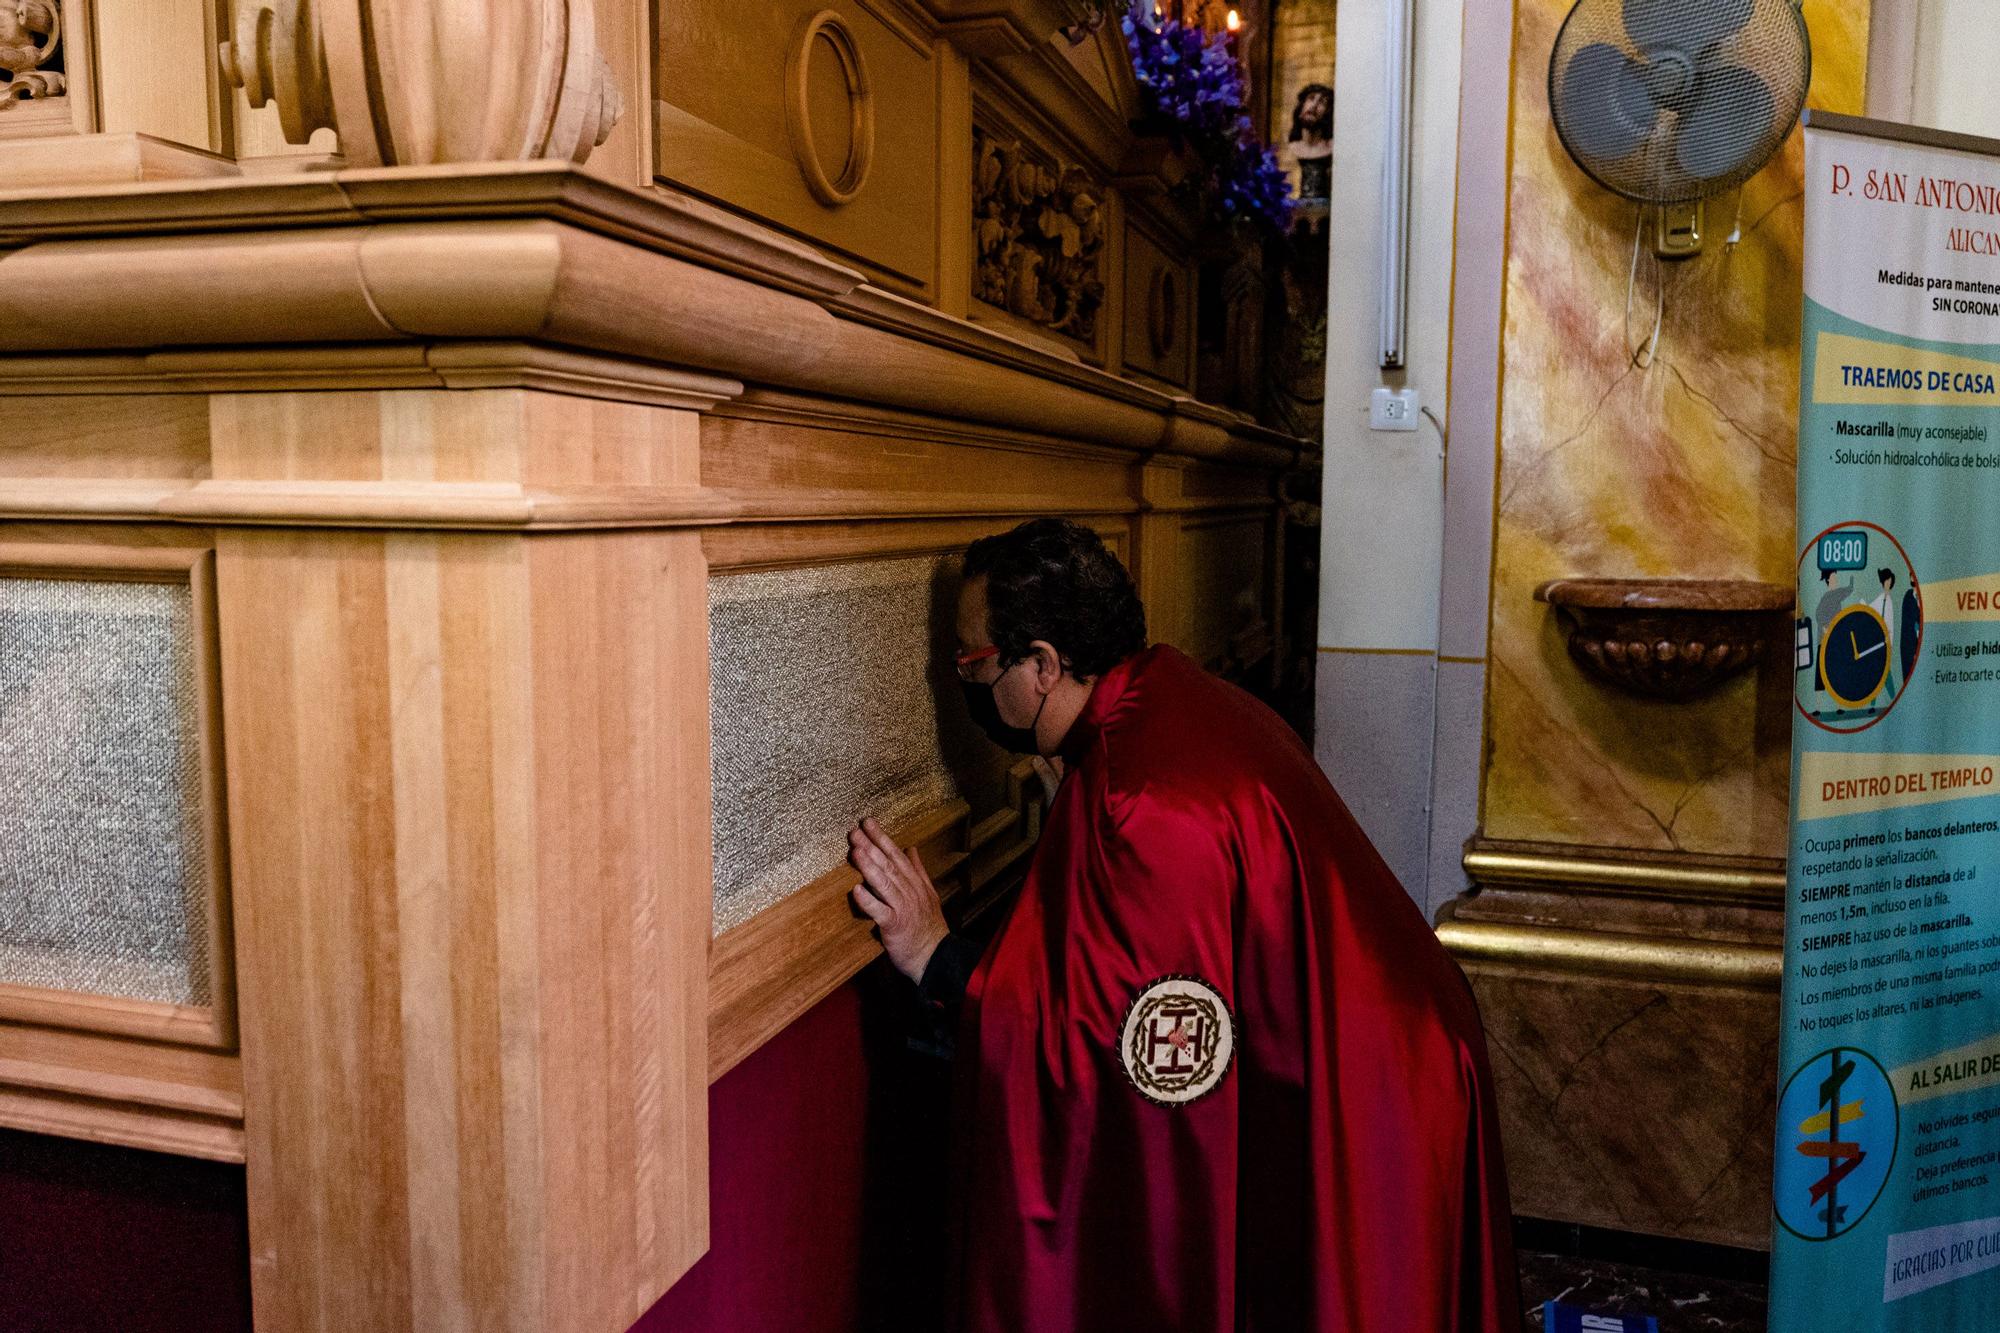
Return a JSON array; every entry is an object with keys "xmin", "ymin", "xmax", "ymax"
[{"xmin": 1550, "ymin": 0, "xmax": 1812, "ymax": 206}]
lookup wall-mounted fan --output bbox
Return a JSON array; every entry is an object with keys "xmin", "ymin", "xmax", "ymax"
[
  {"xmin": 1547, "ymin": 0, "xmax": 1810, "ymax": 364},
  {"xmin": 1551, "ymin": 0, "xmax": 1811, "ymax": 257}
]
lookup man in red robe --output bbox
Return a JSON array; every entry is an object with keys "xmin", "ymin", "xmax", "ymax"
[{"xmin": 849, "ymin": 519, "xmax": 1517, "ymax": 1332}]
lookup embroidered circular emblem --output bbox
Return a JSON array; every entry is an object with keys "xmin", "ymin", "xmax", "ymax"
[{"xmin": 1118, "ymin": 975, "xmax": 1236, "ymax": 1107}]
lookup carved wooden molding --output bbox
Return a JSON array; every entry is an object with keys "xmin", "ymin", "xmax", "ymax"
[
  {"xmin": 973, "ymin": 125, "xmax": 1106, "ymax": 344},
  {"xmin": 920, "ymin": 0, "xmax": 1096, "ymax": 58},
  {"xmin": 0, "ymin": 169, "xmax": 1299, "ymax": 468},
  {"xmin": 219, "ymin": 0, "xmax": 624, "ymax": 165},
  {"xmin": 784, "ymin": 9, "xmax": 874, "ymax": 208}
]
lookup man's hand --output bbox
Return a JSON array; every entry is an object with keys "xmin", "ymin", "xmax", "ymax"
[{"xmin": 848, "ymin": 817, "xmax": 949, "ymax": 983}]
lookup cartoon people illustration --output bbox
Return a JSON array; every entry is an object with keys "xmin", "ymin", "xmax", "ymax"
[
  {"xmin": 1797, "ymin": 527, "xmax": 1920, "ymax": 731},
  {"xmin": 1871, "ymin": 568, "xmax": 1898, "ymax": 700},
  {"xmin": 1814, "ymin": 566, "xmax": 1852, "ymax": 702},
  {"xmin": 1901, "ymin": 573, "xmax": 1922, "ymax": 686}
]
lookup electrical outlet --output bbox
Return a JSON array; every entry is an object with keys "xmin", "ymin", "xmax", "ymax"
[{"xmin": 1370, "ymin": 386, "xmax": 1420, "ymax": 432}]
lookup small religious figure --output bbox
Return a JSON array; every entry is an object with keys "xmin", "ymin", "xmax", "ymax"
[
  {"xmin": 1264, "ymin": 80, "xmax": 1333, "ymax": 444},
  {"xmin": 1287, "ymin": 81, "xmax": 1333, "ymax": 212}
]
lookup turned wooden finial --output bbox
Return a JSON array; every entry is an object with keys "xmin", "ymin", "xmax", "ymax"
[{"xmin": 219, "ymin": 0, "xmax": 623, "ymax": 166}]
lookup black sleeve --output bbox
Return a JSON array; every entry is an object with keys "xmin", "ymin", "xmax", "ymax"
[{"xmin": 907, "ymin": 932, "xmax": 984, "ymax": 1061}]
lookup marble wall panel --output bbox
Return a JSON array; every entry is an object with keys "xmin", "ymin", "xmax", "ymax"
[
  {"xmin": 1482, "ymin": 0, "xmax": 1870, "ymax": 858},
  {"xmin": 1468, "ymin": 964, "xmax": 1780, "ymax": 1249}
]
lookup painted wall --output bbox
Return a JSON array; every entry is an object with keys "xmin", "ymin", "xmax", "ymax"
[
  {"xmin": 1426, "ymin": 0, "xmax": 1514, "ymax": 919},
  {"xmin": 1479, "ymin": 0, "xmax": 1870, "ymax": 860},
  {"xmin": 1869, "ymin": 0, "xmax": 2000, "ymax": 136},
  {"xmin": 1312, "ymin": 0, "xmax": 1460, "ymax": 901}
]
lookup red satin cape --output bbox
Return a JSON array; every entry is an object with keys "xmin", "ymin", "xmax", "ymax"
[{"xmin": 949, "ymin": 646, "xmax": 1518, "ymax": 1332}]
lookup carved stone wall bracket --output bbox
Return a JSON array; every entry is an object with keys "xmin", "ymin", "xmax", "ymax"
[
  {"xmin": 1536, "ymin": 577, "xmax": 1792, "ymax": 701},
  {"xmin": 219, "ymin": 0, "xmax": 623, "ymax": 165}
]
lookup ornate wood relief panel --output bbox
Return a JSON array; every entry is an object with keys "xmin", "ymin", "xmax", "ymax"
[
  {"xmin": 0, "ymin": 0, "xmax": 93, "ymax": 139},
  {"xmin": 972, "ymin": 123, "xmax": 1106, "ymax": 349}
]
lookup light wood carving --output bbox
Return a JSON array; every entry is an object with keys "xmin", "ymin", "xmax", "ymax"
[
  {"xmin": 973, "ymin": 125, "xmax": 1106, "ymax": 343},
  {"xmin": 218, "ymin": 0, "xmax": 624, "ymax": 165},
  {"xmin": 0, "ymin": 1, "xmax": 64, "ymax": 106},
  {"xmin": 784, "ymin": 9, "xmax": 874, "ymax": 208},
  {"xmin": 0, "ymin": 142, "xmax": 1298, "ymax": 1325}
]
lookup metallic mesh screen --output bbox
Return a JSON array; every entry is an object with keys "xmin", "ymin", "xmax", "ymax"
[
  {"xmin": 0, "ymin": 577, "xmax": 213, "ymax": 1006},
  {"xmin": 710, "ymin": 557, "xmax": 965, "ymax": 934}
]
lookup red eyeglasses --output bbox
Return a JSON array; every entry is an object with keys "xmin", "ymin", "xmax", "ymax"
[{"xmin": 954, "ymin": 645, "xmax": 1001, "ymax": 681}]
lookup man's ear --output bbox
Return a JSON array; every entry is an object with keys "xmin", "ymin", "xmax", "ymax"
[{"xmin": 1028, "ymin": 639, "xmax": 1064, "ymax": 689}]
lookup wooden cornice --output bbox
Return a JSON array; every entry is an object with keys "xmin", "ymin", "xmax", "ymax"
[
  {"xmin": 918, "ymin": 0, "xmax": 1078, "ymax": 57},
  {"xmin": 0, "ymin": 163, "xmax": 863, "ymax": 298},
  {"xmin": 981, "ymin": 30, "xmax": 1138, "ymax": 174},
  {"xmin": 0, "ymin": 165, "xmax": 1298, "ymax": 468},
  {"xmin": 971, "ymin": 25, "xmax": 1200, "ymax": 238}
]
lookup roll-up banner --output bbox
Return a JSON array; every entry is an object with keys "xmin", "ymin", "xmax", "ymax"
[{"xmin": 1777, "ymin": 112, "xmax": 2000, "ymax": 1326}]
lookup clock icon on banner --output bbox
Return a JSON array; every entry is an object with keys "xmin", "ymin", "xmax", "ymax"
[
  {"xmin": 1794, "ymin": 520, "xmax": 1922, "ymax": 733},
  {"xmin": 1819, "ymin": 604, "xmax": 1891, "ymax": 709}
]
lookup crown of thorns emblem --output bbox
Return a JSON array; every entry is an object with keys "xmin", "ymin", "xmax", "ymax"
[{"xmin": 1119, "ymin": 976, "xmax": 1236, "ymax": 1107}]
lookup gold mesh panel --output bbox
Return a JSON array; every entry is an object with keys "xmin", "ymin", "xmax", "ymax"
[
  {"xmin": 0, "ymin": 577, "xmax": 213, "ymax": 1006},
  {"xmin": 709, "ymin": 557, "xmax": 966, "ymax": 934}
]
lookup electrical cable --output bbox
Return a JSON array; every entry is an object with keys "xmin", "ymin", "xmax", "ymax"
[{"xmin": 1624, "ymin": 206, "xmax": 1665, "ymax": 369}]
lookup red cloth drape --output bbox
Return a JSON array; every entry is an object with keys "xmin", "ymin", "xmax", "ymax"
[{"xmin": 949, "ymin": 646, "xmax": 1518, "ymax": 1332}]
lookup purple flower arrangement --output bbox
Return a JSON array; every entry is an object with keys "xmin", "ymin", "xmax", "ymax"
[{"xmin": 1121, "ymin": 13, "xmax": 1295, "ymax": 235}]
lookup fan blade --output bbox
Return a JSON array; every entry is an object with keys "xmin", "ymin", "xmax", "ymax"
[
  {"xmin": 1560, "ymin": 42, "xmax": 1657, "ymax": 162},
  {"xmin": 1676, "ymin": 63, "xmax": 1777, "ymax": 180},
  {"xmin": 1624, "ymin": 0, "xmax": 1753, "ymax": 53}
]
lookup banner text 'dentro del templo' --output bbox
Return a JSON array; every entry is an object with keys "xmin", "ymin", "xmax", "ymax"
[{"xmin": 1776, "ymin": 113, "xmax": 2000, "ymax": 1325}]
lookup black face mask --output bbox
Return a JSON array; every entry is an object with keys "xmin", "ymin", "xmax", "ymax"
[{"xmin": 960, "ymin": 660, "xmax": 1051, "ymax": 754}]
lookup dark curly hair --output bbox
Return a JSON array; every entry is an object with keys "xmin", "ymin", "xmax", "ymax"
[{"xmin": 963, "ymin": 519, "xmax": 1147, "ymax": 679}]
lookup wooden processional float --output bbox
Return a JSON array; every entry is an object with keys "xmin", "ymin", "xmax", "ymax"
[{"xmin": 0, "ymin": 2, "xmax": 1301, "ymax": 1328}]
